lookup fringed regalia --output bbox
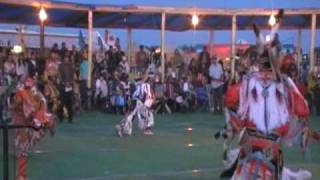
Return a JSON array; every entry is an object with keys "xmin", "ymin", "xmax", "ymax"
[
  {"xmin": 43, "ymin": 80, "xmax": 60, "ymax": 113},
  {"xmin": 11, "ymin": 79, "xmax": 56, "ymax": 180},
  {"xmin": 115, "ymin": 100, "xmax": 154, "ymax": 137},
  {"xmin": 220, "ymin": 9, "xmax": 314, "ymax": 180},
  {"xmin": 223, "ymin": 72, "xmax": 310, "ymax": 180},
  {"xmin": 115, "ymin": 80, "xmax": 155, "ymax": 136}
]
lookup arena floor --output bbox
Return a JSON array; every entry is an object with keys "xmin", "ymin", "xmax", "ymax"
[{"xmin": 1, "ymin": 112, "xmax": 320, "ymax": 179}]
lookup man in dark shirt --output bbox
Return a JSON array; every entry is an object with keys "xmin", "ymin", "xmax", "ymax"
[
  {"xmin": 60, "ymin": 55, "xmax": 74, "ymax": 83},
  {"xmin": 198, "ymin": 46, "xmax": 211, "ymax": 81},
  {"xmin": 107, "ymin": 46, "xmax": 118, "ymax": 74},
  {"xmin": 135, "ymin": 45, "xmax": 148, "ymax": 73},
  {"xmin": 58, "ymin": 55, "xmax": 74, "ymax": 123},
  {"xmin": 60, "ymin": 42, "xmax": 68, "ymax": 60},
  {"xmin": 27, "ymin": 52, "xmax": 37, "ymax": 78}
]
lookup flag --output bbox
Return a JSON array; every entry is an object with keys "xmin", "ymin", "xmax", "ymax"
[
  {"xmin": 96, "ymin": 31, "xmax": 108, "ymax": 50},
  {"xmin": 78, "ymin": 30, "xmax": 87, "ymax": 51},
  {"xmin": 104, "ymin": 30, "xmax": 109, "ymax": 44}
]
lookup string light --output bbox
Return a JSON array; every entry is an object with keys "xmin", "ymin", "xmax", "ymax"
[
  {"xmin": 192, "ymin": 14, "xmax": 199, "ymax": 27},
  {"xmin": 12, "ymin": 45, "xmax": 22, "ymax": 54},
  {"xmin": 268, "ymin": 13, "xmax": 276, "ymax": 26},
  {"xmin": 39, "ymin": 7, "xmax": 48, "ymax": 22},
  {"xmin": 155, "ymin": 48, "xmax": 161, "ymax": 54}
]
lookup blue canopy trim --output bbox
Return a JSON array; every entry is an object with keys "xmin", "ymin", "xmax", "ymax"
[{"xmin": 0, "ymin": 1, "xmax": 318, "ymax": 31}]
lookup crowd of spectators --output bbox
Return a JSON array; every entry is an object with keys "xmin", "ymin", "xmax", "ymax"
[{"xmin": 0, "ymin": 41, "xmax": 319, "ymax": 123}]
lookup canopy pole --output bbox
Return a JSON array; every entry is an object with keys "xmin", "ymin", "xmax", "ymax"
[
  {"xmin": 296, "ymin": 29, "xmax": 302, "ymax": 66},
  {"xmin": 161, "ymin": 11, "xmax": 166, "ymax": 81},
  {"xmin": 40, "ymin": 21, "xmax": 45, "ymax": 59},
  {"xmin": 231, "ymin": 15, "xmax": 237, "ymax": 80},
  {"xmin": 87, "ymin": 10, "xmax": 93, "ymax": 109},
  {"xmin": 127, "ymin": 28, "xmax": 132, "ymax": 66},
  {"xmin": 310, "ymin": 13, "xmax": 317, "ymax": 71},
  {"xmin": 209, "ymin": 30, "xmax": 214, "ymax": 57}
]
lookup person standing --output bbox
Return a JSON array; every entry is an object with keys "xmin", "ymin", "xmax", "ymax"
[
  {"xmin": 26, "ymin": 52, "xmax": 37, "ymax": 78},
  {"xmin": 4, "ymin": 53, "xmax": 16, "ymax": 85},
  {"xmin": 58, "ymin": 55, "xmax": 74, "ymax": 123},
  {"xmin": 16, "ymin": 54, "xmax": 27, "ymax": 80},
  {"xmin": 198, "ymin": 46, "xmax": 210, "ymax": 79},
  {"xmin": 135, "ymin": 45, "xmax": 148, "ymax": 73},
  {"xmin": 80, "ymin": 52, "xmax": 89, "ymax": 109},
  {"xmin": 172, "ymin": 49, "xmax": 184, "ymax": 77},
  {"xmin": 209, "ymin": 58, "xmax": 224, "ymax": 114},
  {"xmin": 45, "ymin": 52, "xmax": 60, "ymax": 83},
  {"xmin": 12, "ymin": 78, "xmax": 55, "ymax": 180},
  {"xmin": 60, "ymin": 42, "xmax": 68, "ymax": 60}
]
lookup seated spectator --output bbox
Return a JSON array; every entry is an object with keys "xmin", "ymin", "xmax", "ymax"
[
  {"xmin": 182, "ymin": 76, "xmax": 196, "ymax": 111},
  {"xmin": 119, "ymin": 56, "xmax": 130, "ymax": 75},
  {"xmin": 188, "ymin": 58, "xmax": 198, "ymax": 77},
  {"xmin": 194, "ymin": 80, "xmax": 208, "ymax": 111},
  {"xmin": 115, "ymin": 81, "xmax": 125, "ymax": 114},
  {"xmin": 166, "ymin": 76, "xmax": 178, "ymax": 112},
  {"xmin": 153, "ymin": 75, "xmax": 171, "ymax": 114}
]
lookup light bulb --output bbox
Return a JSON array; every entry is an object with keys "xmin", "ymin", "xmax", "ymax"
[
  {"xmin": 269, "ymin": 14, "xmax": 276, "ymax": 26},
  {"xmin": 12, "ymin": 45, "xmax": 22, "ymax": 54},
  {"xmin": 39, "ymin": 8, "xmax": 47, "ymax": 22},
  {"xmin": 192, "ymin": 14, "xmax": 199, "ymax": 26}
]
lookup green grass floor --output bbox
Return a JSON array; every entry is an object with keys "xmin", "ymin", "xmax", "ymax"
[{"xmin": 1, "ymin": 112, "xmax": 320, "ymax": 180}]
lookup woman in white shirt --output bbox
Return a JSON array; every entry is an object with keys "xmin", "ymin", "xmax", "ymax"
[
  {"xmin": 4, "ymin": 54, "xmax": 16, "ymax": 75},
  {"xmin": 16, "ymin": 55, "xmax": 28, "ymax": 80}
]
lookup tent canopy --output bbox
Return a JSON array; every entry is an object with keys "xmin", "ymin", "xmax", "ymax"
[{"xmin": 0, "ymin": 0, "xmax": 319, "ymax": 30}]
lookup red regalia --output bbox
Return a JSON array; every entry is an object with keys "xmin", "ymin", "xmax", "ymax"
[
  {"xmin": 11, "ymin": 78, "xmax": 55, "ymax": 180},
  {"xmin": 224, "ymin": 71, "xmax": 309, "ymax": 179},
  {"xmin": 225, "ymin": 72, "xmax": 309, "ymax": 136},
  {"xmin": 220, "ymin": 9, "xmax": 313, "ymax": 180}
]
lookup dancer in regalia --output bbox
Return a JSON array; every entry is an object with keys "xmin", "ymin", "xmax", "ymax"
[
  {"xmin": 220, "ymin": 10, "xmax": 315, "ymax": 180},
  {"xmin": 12, "ymin": 78, "xmax": 56, "ymax": 180},
  {"xmin": 115, "ymin": 75, "xmax": 155, "ymax": 137}
]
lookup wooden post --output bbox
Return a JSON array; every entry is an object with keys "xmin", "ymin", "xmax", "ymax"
[
  {"xmin": 296, "ymin": 29, "xmax": 302, "ymax": 66},
  {"xmin": 87, "ymin": 10, "xmax": 93, "ymax": 109},
  {"xmin": 310, "ymin": 13, "xmax": 317, "ymax": 71},
  {"xmin": 231, "ymin": 15, "xmax": 237, "ymax": 80},
  {"xmin": 40, "ymin": 21, "xmax": 45, "ymax": 59},
  {"xmin": 127, "ymin": 28, "xmax": 132, "ymax": 66},
  {"xmin": 161, "ymin": 11, "xmax": 166, "ymax": 81},
  {"xmin": 209, "ymin": 30, "xmax": 214, "ymax": 57}
]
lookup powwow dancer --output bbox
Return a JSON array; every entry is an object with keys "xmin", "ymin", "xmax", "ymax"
[
  {"xmin": 115, "ymin": 75, "xmax": 155, "ymax": 136},
  {"xmin": 219, "ymin": 10, "xmax": 315, "ymax": 180},
  {"xmin": 12, "ymin": 78, "xmax": 56, "ymax": 180},
  {"xmin": 43, "ymin": 79, "xmax": 60, "ymax": 113}
]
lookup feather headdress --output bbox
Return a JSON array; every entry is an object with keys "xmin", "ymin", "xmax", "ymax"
[{"xmin": 253, "ymin": 9, "xmax": 284, "ymax": 79}]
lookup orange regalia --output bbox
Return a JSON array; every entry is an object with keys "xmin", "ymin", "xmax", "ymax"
[{"xmin": 11, "ymin": 78, "xmax": 55, "ymax": 180}]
